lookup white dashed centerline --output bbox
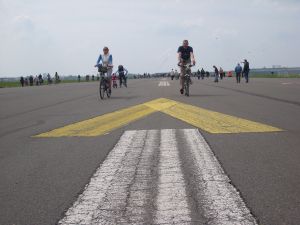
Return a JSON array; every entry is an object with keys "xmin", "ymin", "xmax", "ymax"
[
  {"xmin": 182, "ymin": 129, "xmax": 257, "ymax": 225},
  {"xmin": 158, "ymin": 81, "xmax": 170, "ymax": 86},
  {"xmin": 154, "ymin": 129, "xmax": 191, "ymax": 224},
  {"xmin": 59, "ymin": 129, "xmax": 257, "ymax": 225}
]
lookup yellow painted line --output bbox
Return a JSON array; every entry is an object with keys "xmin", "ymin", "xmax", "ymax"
[
  {"xmin": 143, "ymin": 98, "xmax": 177, "ymax": 111},
  {"xmin": 160, "ymin": 99, "xmax": 282, "ymax": 133},
  {"xmin": 34, "ymin": 98, "xmax": 282, "ymax": 137},
  {"xmin": 34, "ymin": 104, "xmax": 156, "ymax": 137}
]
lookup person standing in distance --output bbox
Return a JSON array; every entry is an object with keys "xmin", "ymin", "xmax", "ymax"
[
  {"xmin": 242, "ymin": 59, "xmax": 250, "ymax": 83},
  {"xmin": 170, "ymin": 69, "xmax": 175, "ymax": 80},
  {"xmin": 95, "ymin": 47, "xmax": 113, "ymax": 93},
  {"xmin": 235, "ymin": 63, "xmax": 242, "ymax": 83},
  {"xmin": 177, "ymin": 40, "xmax": 196, "ymax": 94},
  {"xmin": 20, "ymin": 76, "xmax": 24, "ymax": 87},
  {"xmin": 213, "ymin": 65, "xmax": 219, "ymax": 83},
  {"xmin": 201, "ymin": 68, "xmax": 205, "ymax": 79}
]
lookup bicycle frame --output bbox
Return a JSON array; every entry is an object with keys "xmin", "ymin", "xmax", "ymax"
[
  {"xmin": 98, "ymin": 66, "xmax": 111, "ymax": 99},
  {"xmin": 179, "ymin": 63, "xmax": 193, "ymax": 96}
]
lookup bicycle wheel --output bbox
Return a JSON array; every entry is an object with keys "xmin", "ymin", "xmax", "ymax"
[
  {"xmin": 185, "ymin": 77, "xmax": 190, "ymax": 97},
  {"xmin": 106, "ymin": 80, "xmax": 111, "ymax": 98},
  {"xmin": 99, "ymin": 79, "xmax": 105, "ymax": 99}
]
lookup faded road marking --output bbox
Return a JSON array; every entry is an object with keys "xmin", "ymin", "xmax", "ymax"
[
  {"xmin": 58, "ymin": 129, "xmax": 257, "ymax": 225},
  {"xmin": 158, "ymin": 81, "xmax": 170, "ymax": 86}
]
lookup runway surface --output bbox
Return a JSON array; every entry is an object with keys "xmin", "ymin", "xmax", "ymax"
[{"xmin": 0, "ymin": 77, "xmax": 299, "ymax": 225}]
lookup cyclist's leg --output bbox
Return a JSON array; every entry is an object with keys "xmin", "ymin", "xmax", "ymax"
[
  {"xmin": 179, "ymin": 66, "xmax": 185, "ymax": 92},
  {"xmin": 108, "ymin": 78, "xmax": 112, "ymax": 92},
  {"xmin": 189, "ymin": 70, "xmax": 193, "ymax": 85},
  {"xmin": 123, "ymin": 74, "xmax": 126, "ymax": 86},
  {"xmin": 121, "ymin": 74, "xmax": 125, "ymax": 86},
  {"xmin": 107, "ymin": 68, "xmax": 113, "ymax": 91},
  {"xmin": 119, "ymin": 75, "xmax": 121, "ymax": 87}
]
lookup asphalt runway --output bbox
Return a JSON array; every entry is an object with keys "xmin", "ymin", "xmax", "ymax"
[{"xmin": 0, "ymin": 77, "xmax": 299, "ymax": 225}]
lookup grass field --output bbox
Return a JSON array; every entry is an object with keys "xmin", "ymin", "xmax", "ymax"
[
  {"xmin": 0, "ymin": 80, "xmax": 99, "ymax": 88},
  {"xmin": 251, "ymin": 74, "xmax": 300, "ymax": 78},
  {"xmin": 0, "ymin": 82, "xmax": 20, "ymax": 88}
]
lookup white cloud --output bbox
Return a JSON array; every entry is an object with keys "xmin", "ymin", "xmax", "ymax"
[{"xmin": 0, "ymin": 0, "xmax": 300, "ymax": 77}]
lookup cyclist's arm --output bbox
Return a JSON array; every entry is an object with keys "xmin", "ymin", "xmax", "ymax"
[
  {"xmin": 190, "ymin": 52, "xmax": 196, "ymax": 65},
  {"xmin": 95, "ymin": 54, "xmax": 102, "ymax": 66},
  {"xmin": 177, "ymin": 52, "xmax": 182, "ymax": 63},
  {"xmin": 108, "ymin": 55, "xmax": 113, "ymax": 67},
  {"xmin": 124, "ymin": 68, "xmax": 128, "ymax": 76}
]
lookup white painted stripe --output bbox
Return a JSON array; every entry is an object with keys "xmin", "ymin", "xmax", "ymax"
[
  {"xmin": 58, "ymin": 130, "xmax": 147, "ymax": 224},
  {"xmin": 59, "ymin": 129, "xmax": 257, "ymax": 225},
  {"xmin": 182, "ymin": 129, "xmax": 258, "ymax": 225},
  {"xmin": 158, "ymin": 81, "xmax": 170, "ymax": 86},
  {"xmin": 123, "ymin": 130, "xmax": 160, "ymax": 223},
  {"xmin": 154, "ymin": 129, "xmax": 192, "ymax": 224}
]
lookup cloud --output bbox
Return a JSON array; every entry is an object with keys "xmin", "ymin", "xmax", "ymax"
[
  {"xmin": 211, "ymin": 28, "xmax": 238, "ymax": 40},
  {"xmin": 11, "ymin": 15, "xmax": 35, "ymax": 41},
  {"xmin": 0, "ymin": 0, "xmax": 300, "ymax": 76}
]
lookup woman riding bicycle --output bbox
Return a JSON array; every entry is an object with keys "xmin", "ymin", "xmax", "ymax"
[
  {"xmin": 177, "ymin": 40, "xmax": 196, "ymax": 94},
  {"xmin": 94, "ymin": 46, "xmax": 113, "ymax": 94}
]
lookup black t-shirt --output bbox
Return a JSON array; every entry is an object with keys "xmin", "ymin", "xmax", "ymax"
[
  {"xmin": 243, "ymin": 62, "xmax": 250, "ymax": 72},
  {"xmin": 118, "ymin": 65, "xmax": 124, "ymax": 72},
  {"xmin": 214, "ymin": 67, "xmax": 219, "ymax": 74},
  {"xmin": 177, "ymin": 46, "xmax": 193, "ymax": 61}
]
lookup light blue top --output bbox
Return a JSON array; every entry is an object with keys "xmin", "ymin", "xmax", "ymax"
[
  {"xmin": 235, "ymin": 64, "xmax": 242, "ymax": 73},
  {"xmin": 96, "ymin": 54, "xmax": 113, "ymax": 65}
]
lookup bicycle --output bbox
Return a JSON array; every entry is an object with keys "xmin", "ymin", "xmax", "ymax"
[
  {"xmin": 97, "ymin": 65, "xmax": 111, "ymax": 99},
  {"xmin": 119, "ymin": 73, "xmax": 127, "ymax": 88},
  {"xmin": 178, "ymin": 63, "xmax": 194, "ymax": 96},
  {"xmin": 112, "ymin": 79, "xmax": 118, "ymax": 88}
]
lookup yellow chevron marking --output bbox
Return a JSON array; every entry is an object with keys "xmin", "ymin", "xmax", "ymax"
[
  {"xmin": 35, "ymin": 104, "xmax": 156, "ymax": 137},
  {"xmin": 35, "ymin": 98, "xmax": 282, "ymax": 137}
]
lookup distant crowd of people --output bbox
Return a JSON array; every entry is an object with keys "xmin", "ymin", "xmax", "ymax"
[
  {"xmin": 20, "ymin": 72, "xmax": 61, "ymax": 87},
  {"xmin": 168, "ymin": 59, "xmax": 250, "ymax": 84},
  {"xmin": 133, "ymin": 73, "xmax": 151, "ymax": 79}
]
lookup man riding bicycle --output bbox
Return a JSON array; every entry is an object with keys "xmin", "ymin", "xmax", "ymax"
[
  {"xmin": 115, "ymin": 65, "xmax": 128, "ymax": 87},
  {"xmin": 94, "ymin": 46, "xmax": 113, "ymax": 93},
  {"xmin": 177, "ymin": 40, "xmax": 196, "ymax": 94}
]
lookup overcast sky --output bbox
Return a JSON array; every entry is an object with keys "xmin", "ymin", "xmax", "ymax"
[{"xmin": 0, "ymin": 0, "xmax": 300, "ymax": 77}]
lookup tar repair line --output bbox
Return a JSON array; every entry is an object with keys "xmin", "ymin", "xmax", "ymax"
[{"xmin": 59, "ymin": 129, "xmax": 257, "ymax": 225}]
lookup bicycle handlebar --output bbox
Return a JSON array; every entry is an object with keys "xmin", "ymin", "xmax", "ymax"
[
  {"xmin": 95, "ymin": 64, "xmax": 113, "ymax": 68},
  {"xmin": 177, "ymin": 63, "xmax": 194, "ymax": 68}
]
